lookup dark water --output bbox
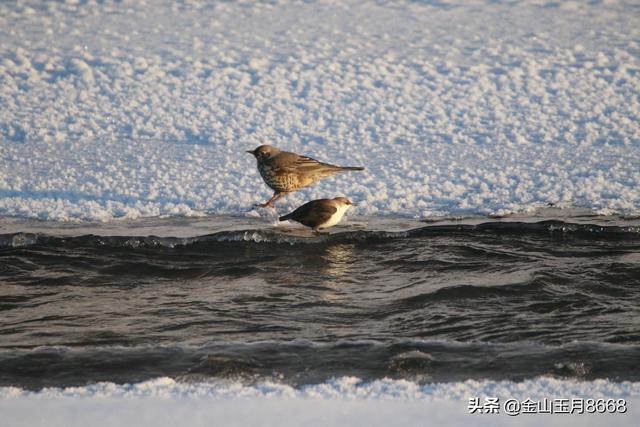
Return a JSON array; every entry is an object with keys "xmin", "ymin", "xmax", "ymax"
[{"xmin": 1, "ymin": 216, "xmax": 640, "ymax": 390}]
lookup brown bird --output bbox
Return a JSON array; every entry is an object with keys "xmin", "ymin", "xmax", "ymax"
[
  {"xmin": 279, "ymin": 197, "xmax": 355, "ymax": 233},
  {"xmin": 246, "ymin": 145, "xmax": 364, "ymax": 207}
]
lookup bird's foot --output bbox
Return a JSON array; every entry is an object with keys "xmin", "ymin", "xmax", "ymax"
[
  {"xmin": 255, "ymin": 201, "xmax": 276, "ymax": 208},
  {"xmin": 256, "ymin": 192, "xmax": 285, "ymax": 208}
]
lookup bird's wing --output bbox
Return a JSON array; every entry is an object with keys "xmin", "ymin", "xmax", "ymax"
[
  {"xmin": 271, "ymin": 152, "xmax": 340, "ymax": 172},
  {"xmin": 307, "ymin": 201, "xmax": 338, "ymax": 223},
  {"xmin": 279, "ymin": 200, "xmax": 314, "ymax": 221}
]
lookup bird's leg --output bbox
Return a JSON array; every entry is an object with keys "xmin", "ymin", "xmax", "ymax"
[{"xmin": 256, "ymin": 192, "xmax": 285, "ymax": 208}]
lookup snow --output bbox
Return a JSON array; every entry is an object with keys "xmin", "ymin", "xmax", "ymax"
[
  {"xmin": 1, "ymin": 0, "xmax": 639, "ymax": 221},
  {"xmin": 1, "ymin": 377, "xmax": 639, "ymax": 426},
  {"xmin": 4, "ymin": 376, "xmax": 640, "ymax": 400}
]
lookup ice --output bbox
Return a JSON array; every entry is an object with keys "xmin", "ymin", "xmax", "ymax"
[
  {"xmin": 0, "ymin": 0, "xmax": 638, "ymax": 222},
  {"xmin": 1, "ymin": 377, "xmax": 639, "ymax": 426},
  {"xmin": 5, "ymin": 376, "xmax": 637, "ymax": 401}
]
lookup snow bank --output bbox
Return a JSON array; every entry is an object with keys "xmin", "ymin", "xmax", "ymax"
[
  {"xmin": 1, "ymin": 0, "xmax": 638, "ymax": 221},
  {"xmin": 1, "ymin": 377, "xmax": 639, "ymax": 426}
]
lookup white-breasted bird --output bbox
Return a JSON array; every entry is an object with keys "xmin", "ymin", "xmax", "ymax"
[{"xmin": 279, "ymin": 197, "xmax": 355, "ymax": 233}]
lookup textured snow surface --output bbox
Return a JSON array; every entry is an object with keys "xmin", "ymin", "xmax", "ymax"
[
  {"xmin": 1, "ymin": 0, "xmax": 639, "ymax": 221},
  {"xmin": 1, "ymin": 378, "xmax": 639, "ymax": 426},
  {"xmin": 3, "ymin": 376, "xmax": 640, "ymax": 400}
]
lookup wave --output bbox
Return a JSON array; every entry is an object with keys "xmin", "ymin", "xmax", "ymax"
[
  {"xmin": 1, "ymin": 220, "xmax": 639, "ymax": 249},
  {"xmin": 2, "ymin": 340, "xmax": 640, "ymax": 390}
]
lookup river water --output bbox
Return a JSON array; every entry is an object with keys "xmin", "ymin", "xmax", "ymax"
[{"xmin": 1, "ymin": 211, "xmax": 639, "ymax": 390}]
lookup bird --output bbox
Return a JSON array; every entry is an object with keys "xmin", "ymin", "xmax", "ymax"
[
  {"xmin": 279, "ymin": 197, "xmax": 355, "ymax": 233},
  {"xmin": 246, "ymin": 145, "xmax": 364, "ymax": 208}
]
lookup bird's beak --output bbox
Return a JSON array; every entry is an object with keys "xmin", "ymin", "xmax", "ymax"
[
  {"xmin": 349, "ymin": 201, "xmax": 357, "ymax": 206},
  {"xmin": 246, "ymin": 150, "xmax": 255, "ymax": 155}
]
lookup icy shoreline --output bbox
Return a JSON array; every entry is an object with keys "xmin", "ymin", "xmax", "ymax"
[
  {"xmin": 1, "ymin": 207, "xmax": 639, "ymax": 248},
  {"xmin": 3, "ymin": 376, "xmax": 640, "ymax": 400},
  {"xmin": 2, "ymin": 377, "xmax": 639, "ymax": 426}
]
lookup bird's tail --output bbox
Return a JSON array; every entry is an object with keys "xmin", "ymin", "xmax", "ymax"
[
  {"xmin": 315, "ymin": 163, "xmax": 365, "ymax": 175},
  {"xmin": 279, "ymin": 213, "xmax": 292, "ymax": 221}
]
